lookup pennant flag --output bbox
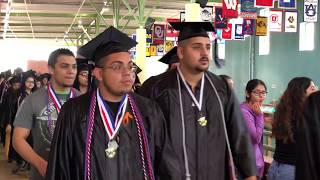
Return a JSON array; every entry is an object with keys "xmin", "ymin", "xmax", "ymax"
[
  {"xmin": 222, "ymin": 0, "xmax": 238, "ymax": 18},
  {"xmin": 165, "ymin": 40, "xmax": 174, "ymax": 52},
  {"xmin": 222, "ymin": 23, "xmax": 233, "ymax": 40},
  {"xmin": 215, "ymin": 7, "xmax": 228, "ymax": 29},
  {"xmin": 201, "ymin": 6, "xmax": 214, "ymax": 21},
  {"xmin": 150, "ymin": 45, "xmax": 157, "ymax": 56},
  {"xmin": 285, "ymin": 11, "xmax": 298, "ymax": 32},
  {"xmin": 157, "ymin": 45, "xmax": 164, "ymax": 56},
  {"xmin": 166, "ymin": 18, "xmax": 179, "ymax": 37},
  {"xmin": 242, "ymin": 19, "xmax": 255, "ymax": 35},
  {"xmin": 153, "ymin": 24, "xmax": 165, "ymax": 45},
  {"xmin": 269, "ymin": 10, "xmax": 283, "ymax": 32},
  {"xmin": 256, "ymin": 16, "xmax": 268, "ymax": 36},
  {"xmin": 255, "ymin": 0, "xmax": 274, "ymax": 8},
  {"xmin": 278, "ymin": 0, "xmax": 296, "ymax": 9},
  {"xmin": 146, "ymin": 31, "xmax": 153, "ymax": 44},
  {"xmin": 234, "ymin": 24, "xmax": 244, "ymax": 39},
  {"xmin": 304, "ymin": 0, "xmax": 318, "ymax": 22},
  {"xmin": 240, "ymin": 0, "xmax": 257, "ymax": 19}
]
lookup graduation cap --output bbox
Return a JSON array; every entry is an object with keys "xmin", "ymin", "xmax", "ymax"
[
  {"xmin": 169, "ymin": 22, "xmax": 215, "ymax": 42},
  {"xmin": 23, "ymin": 70, "xmax": 37, "ymax": 80},
  {"xmin": 77, "ymin": 26, "xmax": 137, "ymax": 66},
  {"xmin": 9, "ymin": 75, "xmax": 21, "ymax": 84},
  {"xmin": 37, "ymin": 73, "xmax": 51, "ymax": 81},
  {"xmin": 158, "ymin": 46, "xmax": 179, "ymax": 65}
]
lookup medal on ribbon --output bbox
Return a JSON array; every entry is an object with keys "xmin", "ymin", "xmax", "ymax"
[{"xmin": 97, "ymin": 90, "xmax": 128, "ymax": 158}]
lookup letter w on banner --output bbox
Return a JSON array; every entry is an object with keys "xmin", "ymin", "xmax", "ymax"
[
  {"xmin": 255, "ymin": 0, "xmax": 274, "ymax": 8},
  {"xmin": 223, "ymin": 0, "xmax": 238, "ymax": 18}
]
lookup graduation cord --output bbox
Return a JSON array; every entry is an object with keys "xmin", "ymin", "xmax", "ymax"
[
  {"xmin": 205, "ymin": 74, "xmax": 237, "ymax": 180},
  {"xmin": 176, "ymin": 73, "xmax": 192, "ymax": 180},
  {"xmin": 84, "ymin": 90, "xmax": 155, "ymax": 180}
]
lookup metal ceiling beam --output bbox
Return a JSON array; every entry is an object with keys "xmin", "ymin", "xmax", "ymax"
[
  {"xmin": 0, "ymin": 23, "xmax": 139, "ymax": 29},
  {"xmin": 0, "ymin": 12, "xmax": 165, "ymax": 21}
]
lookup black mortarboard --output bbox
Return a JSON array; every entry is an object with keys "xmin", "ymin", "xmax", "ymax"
[
  {"xmin": 9, "ymin": 75, "xmax": 21, "ymax": 84},
  {"xmin": 23, "ymin": 70, "xmax": 36, "ymax": 79},
  {"xmin": 77, "ymin": 26, "xmax": 137, "ymax": 65},
  {"xmin": 37, "ymin": 73, "xmax": 51, "ymax": 81},
  {"xmin": 133, "ymin": 62, "xmax": 142, "ymax": 75},
  {"xmin": 4, "ymin": 70, "xmax": 12, "ymax": 78},
  {"xmin": 169, "ymin": 22, "xmax": 215, "ymax": 42},
  {"xmin": 159, "ymin": 46, "xmax": 179, "ymax": 65}
]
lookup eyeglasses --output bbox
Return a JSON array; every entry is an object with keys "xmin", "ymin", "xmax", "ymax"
[
  {"xmin": 25, "ymin": 80, "xmax": 35, "ymax": 84},
  {"xmin": 105, "ymin": 62, "xmax": 138, "ymax": 73},
  {"xmin": 251, "ymin": 90, "xmax": 268, "ymax": 97}
]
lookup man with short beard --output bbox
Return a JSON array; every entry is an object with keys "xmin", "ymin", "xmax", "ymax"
[
  {"xmin": 139, "ymin": 22, "xmax": 257, "ymax": 180},
  {"xmin": 13, "ymin": 48, "xmax": 79, "ymax": 180}
]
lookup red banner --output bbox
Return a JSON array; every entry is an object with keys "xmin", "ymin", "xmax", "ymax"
[
  {"xmin": 255, "ymin": 0, "xmax": 274, "ymax": 7},
  {"xmin": 153, "ymin": 24, "xmax": 165, "ymax": 45},
  {"xmin": 222, "ymin": 0, "xmax": 238, "ymax": 18},
  {"xmin": 166, "ymin": 18, "xmax": 179, "ymax": 37},
  {"xmin": 222, "ymin": 23, "xmax": 233, "ymax": 39}
]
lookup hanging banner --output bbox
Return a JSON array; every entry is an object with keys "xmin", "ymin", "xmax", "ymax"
[
  {"xmin": 215, "ymin": 7, "xmax": 228, "ymax": 29},
  {"xmin": 150, "ymin": 45, "xmax": 157, "ymax": 56},
  {"xmin": 256, "ymin": 16, "xmax": 268, "ymax": 36},
  {"xmin": 165, "ymin": 40, "xmax": 174, "ymax": 52},
  {"xmin": 222, "ymin": 0, "xmax": 238, "ymax": 18},
  {"xmin": 146, "ymin": 46, "xmax": 150, "ymax": 57},
  {"xmin": 242, "ymin": 19, "xmax": 255, "ymax": 35},
  {"xmin": 285, "ymin": 11, "xmax": 298, "ymax": 32},
  {"xmin": 157, "ymin": 45, "xmax": 164, "ymax": 56},
  {"xmin": 201, "ymin": 6, "xmax": 214, "ymax": 21},
  {"xmin": 278, "ymin": 0, "xmax": 296, "ymax": 9},
  {"xmin": 146, "ymin": 30, "xmax": 153, "ymax": 44},
  {"xmin": 304, "ymin": 0, "xmax": 318, "ymax": 22},
  {"xmin": 153, "ymin": 24, "xmax": 165, "ymax": 45},
  {"xmin": 269, "ymin": 10, "xmax": 283, "ymax": 32},
  {"xmin": 234, "ymin": 24, "xmax": 244, "ymax": 39},
  {"xmin": 255, "ymin": 0, "xmax": 274, "ymax": 8},
  {"xmin": 166, "ymin": 18, "xmax": 179, "ymax": 37},
  {"xmin": 240, "ymin": 0, "xmax": 257, "ymax": 19},
  {"xmin": 222, "ymin": 23, "xmax": 233, "ymax": 40}
]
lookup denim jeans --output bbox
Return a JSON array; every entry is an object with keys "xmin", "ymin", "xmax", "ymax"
[{"xmin": 267, "ymin": 160, "xmax": 295, "ymax": 180}]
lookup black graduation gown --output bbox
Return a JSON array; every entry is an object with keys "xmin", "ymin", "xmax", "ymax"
[
  {"xmin": 296, "ymin": 91, "xmax": 320, "ymax": 180},
  {"xmin": 139, "ymin": 69, "xmax": 256, "ymax": 180},
  {"xmin": 46, "ymin": 92, "xmax": 181, "ymax": 180}
]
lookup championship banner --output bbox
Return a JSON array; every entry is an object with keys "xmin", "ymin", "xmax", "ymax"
[
  {"xmin": 269, "ymin": 10, "xmax": 283, "ymax": 32},
  {"xmin": 234, "ymin": 24, "xmax": 244, "ymax": 40},
  {"xmin": 150, "ymin": 45, "xmax": 157, "ymax": 56},
  {"xmin": 222, "ymin": 0, "xmax": 238, "ymax": 18},
  {"xmin": 278, "ymin": 0, "xmax": 296, "ymax": 9},
  {"xmin": 304, "ymin": 0, "xmax": 318, "ymax": 22},
  {"xmin": 285, "ymin": 11, "xmax": 298, "ymax": 32},
  {"xmin": 240, "ymin": 0, "xmax": 257, "ymax": 19},
  {"xmin": 146, "ymin": 30, "xmax": 152, "ymax": 44},
  {"xmin": 255, "ymin": 0, "xmax": 274, "ymax": 8},
  {"xmin": 157, "ymin": 45, "xmax": 164, "ymax": 56},
  {"xmin": 153, "ymin": 24, "xmax": 165, "ymax": 45},
  {"xmin": 215, "ymin": 7, "xmax": 228, "ymax": 29},
  {"xmin": 166, "ymin": 18, "xmax": 179, "ymax": 37},
  {"xmin": 146, "ymin": 46, "xmax": 150, "ymax": 57},
  {"xmin": 256, "ymin": 16, "xmax": 268, "ymax": 36},
  {"xmin": 242, "ymin": 19, "xmax": 255, "ymax": 35},
  {"xmin": 222, "ymin": 23, "xmax": 233, "ymax": 40}
]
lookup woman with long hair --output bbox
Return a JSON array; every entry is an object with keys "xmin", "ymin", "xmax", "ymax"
[
  {"xmin": 73, "ymin": 63, "xmax": 88, "ymax": 94},
  {"xmin": 267, "ymin": 77, "xmax": 317, "ymax": 180},
  {"xmin": 240, "ymin": 79, "xmax": 267, "ymax": 179}
]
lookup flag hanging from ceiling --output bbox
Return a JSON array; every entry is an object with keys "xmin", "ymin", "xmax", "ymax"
[
  {"xmin": 285, "ymin": 11, "xmax": 298, "ymax": 32},
  {"xmin": 269, "ymin": 10, "xmax": 283, "ymax": 32},
  {"xmin": 222, "ymin": 23, "xmax": 233, "ymax": 39},
  {"xmin": 255, "ymin": 0, "xmax": 274, "ymax": 8},
  {"xmin": 304, "ymin": 0, "xmax": 318, "ymax": 22},
  {"xmin": 222, "ymin": 0, "xmax": 239, "ymax": 18},
  {"xmin": 256, "ymin": 16, "xmax": 268, "ymax": 36},
  {"xmin": 278, "ymin": 0, "xmax": 296, "ymax": 9},
  {"xmin": 215, "ymin": 7, "xmax": 228, "ymax": 29},
  {"xmin": 242, "ymin": 19, "xmax": 255, "ymax": 35},
  {"xmin": 153, "ymin": 24, "xmax": 165, "ymax": 45},
  {"xmin": 240, "ymin": 0, "xmax": 257, "ymax": 19}
]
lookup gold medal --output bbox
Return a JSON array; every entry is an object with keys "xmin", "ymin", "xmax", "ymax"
[
  {"xmin": 198, "ymin": 117, "xmax": 207, "ymax": 127},
  {"xmin": 105, "ymin": 140, "xmax": 118, "ymax": 159}
]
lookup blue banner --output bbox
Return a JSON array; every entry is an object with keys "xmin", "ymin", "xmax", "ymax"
[{"xmin": 278, "ymin": 0, "xmax": 296, "ymax": 9}]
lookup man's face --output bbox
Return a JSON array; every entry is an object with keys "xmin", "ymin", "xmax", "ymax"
[
  {"xmin": 177, "ymin": 37, "xmax": 211, "ymax": 73},
  {"xmin": 94, "ymin": 52, "xmax": 137, "ymax": 97},
  {"xmin": 49, "ymin": 55, "xmax": 77, "ymax": 88}
]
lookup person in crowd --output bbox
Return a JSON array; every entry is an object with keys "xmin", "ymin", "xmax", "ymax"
[
  {"xmin": 268, "ymin": 77, "xmax": 317, "ymax": 180},
  {"xmin": 295, "ymin": 90, "xmax": 320, "ymax": 180},
  {"xmin": 219, "ymin": 74, "xmax": 234, "ymax": 89},
  {"xmin": 37, "ymin": 73, "xmax": 51, "ymax": 87},
  {"xmin": 73, "ymin": 62, "xmax": 89, "ymax": 94},
  {"xmin": 240, "ymin": 79, "xmax": 267, "ymax": 179},
  {"xmin": 139, "ymin": 21, "xmax": 257, "ymax": 180},
  {"xmin": 45, "ymin": 26, "xmax": 180, "ymax": 180},
  {"xmin": 13, "ymin": 48, "xmax": 79, "ymax": 180}
]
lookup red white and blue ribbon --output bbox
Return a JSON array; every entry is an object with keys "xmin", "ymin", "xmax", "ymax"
[
  {"xmin": 47, "ymin": 84, "xmax": 76, "ymax": 114},
  {"xmin": 96, "ymin": 89, "xmax": 128, "ymax": 140}
]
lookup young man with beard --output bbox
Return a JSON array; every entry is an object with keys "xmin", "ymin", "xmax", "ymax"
[
  {"xmin": 139, "ymin": 22, "xmax": 257, "ymax": 180},
  {"xmin": 45, "ymin": 26, "xmax": 180, "ymax": 180},
  {"xmin": 13, "ymin": 48, "xmax": 79, "ymax": 180}
]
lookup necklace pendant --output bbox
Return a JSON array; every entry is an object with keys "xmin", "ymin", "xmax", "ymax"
[
  {"xmin": 198, "ymin": 116, "xmax": 207, "ymax": 127},
  {"xmin": 105, "ymin": 140, "xmax": 118, "ymax": 159}
]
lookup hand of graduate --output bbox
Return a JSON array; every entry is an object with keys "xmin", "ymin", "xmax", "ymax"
[
  {"xmin": 249, "ymin": 102, "xmax": 262, "ymax": 115},
  {"xmin": 5, "ymin": 124, "xmax": 12, "ymax": 133},
  {"xmin": 36, "ymin": 159, "xmax": 48, "ymax": 177}
]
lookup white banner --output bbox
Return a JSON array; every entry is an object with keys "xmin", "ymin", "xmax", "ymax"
[
  {"xmin": 285, "ymin": 11, "xmax": 298, "ymax": 32},
  {"xmin": 269, "ymin": 10, "xmax": 283, "ymax": 32},
  {"xmin": 304, "ymin": 0, "xmax": 318, "ymax": 22}
]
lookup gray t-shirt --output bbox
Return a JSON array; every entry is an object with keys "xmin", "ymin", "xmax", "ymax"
[{"xmin": 14, "ymin": 86, "xmax": 76, "ymax": 180}]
